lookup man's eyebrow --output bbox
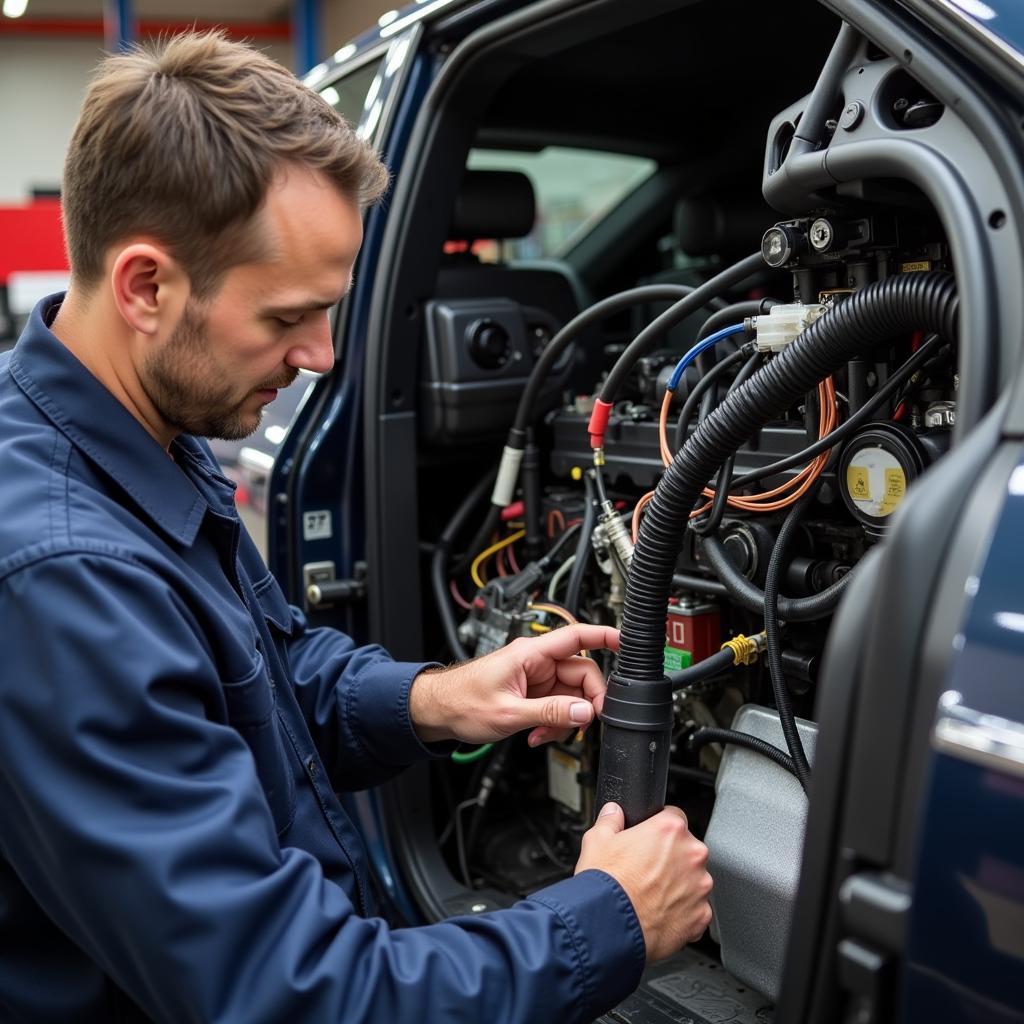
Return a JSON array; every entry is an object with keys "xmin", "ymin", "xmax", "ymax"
[{"xmin": 263, "ymin": 283, "xmax": 354, "ymax": 316}]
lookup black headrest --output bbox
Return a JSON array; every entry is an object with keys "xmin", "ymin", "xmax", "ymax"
[
  {"xmin": 674, "ymin": 192, "xmax": 775, "ymax": 256},
  {"xmin": 450, "ymin": 170, "xmax": 536, "ymax": 241}
]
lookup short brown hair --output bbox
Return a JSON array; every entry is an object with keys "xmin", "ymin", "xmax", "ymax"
[{"xmin": 63, "ymin": 31, "xmax": 389, "ymax": 297}]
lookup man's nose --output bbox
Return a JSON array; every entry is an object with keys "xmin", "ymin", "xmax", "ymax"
[{"xmin": 286, "ymin": 311, "xmax": 335, "ymax": 375}]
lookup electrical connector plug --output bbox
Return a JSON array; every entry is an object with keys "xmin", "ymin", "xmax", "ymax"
[{"xmin": 752, "ymin": 303, "xmax": 827, "ymax": 353}]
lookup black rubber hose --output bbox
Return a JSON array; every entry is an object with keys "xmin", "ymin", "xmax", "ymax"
[
  {"xmin": 689, "ymin": 727, "xmax": 797, "ymax": 778},
  {"xmin": 691, "ymin": 350, "xmax": 763, "ymax": 537},
  {"xmin": 763, "ymin": 486, "xmax": 822, "ymax": 792},
  {"xmin": 564, "ymin": 473, "xmax": 598, "ymax": 618},
  {"xmin": 671, "ymin": 573, "xmax": 729, "ymax": 598},
  {"xmin": 540, "ymin": 520, "xmax": 582, "ymax": 567},
  {"xmin": 699, "ymin": 532, "xmax": 851, "ymax": 621},
  {"xmin": 674, "ymin": 345, "xmax": 752, "ymax": 453},
  {"xmin": 668, "ymin": 647, "xmax": 735, "ymax": 689},
  {"xmin": 510, "ymin": 284, "xmax": 711, "ymax": 436},
  {"xmin": 616, "ymin": 271, "xmax": 958, "ymax": 683},
  {"xmin": 451, "ymin": 503, "xmax": 502, "ymax": 577},
  {"xmin": 728, "ymin": 333, "xmax": 946, "ymax": 489},
  {"xmin": 432, "ymin": 471, "xmax": 498, "ymax": 660},
  {"xmin": 599, "ymin": 252, "xmax": 768, "ymax": 405}
]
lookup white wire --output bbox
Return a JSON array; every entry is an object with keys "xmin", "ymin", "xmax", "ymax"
[{"xmin": 547, "ymin": 554, "xmax": 576, "ymax": 600}]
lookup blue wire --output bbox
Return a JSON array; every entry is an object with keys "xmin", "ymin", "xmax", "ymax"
[{"xmin": 666, "ymin": 323, "xmax": 747, "ymax": 392}]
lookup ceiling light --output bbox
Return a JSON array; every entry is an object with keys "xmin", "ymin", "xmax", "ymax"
[{"xmin": 3, "ymin": 0, "xmax": 29, "ymax": 18}]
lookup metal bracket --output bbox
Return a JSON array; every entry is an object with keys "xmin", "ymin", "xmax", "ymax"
[{"xmin": 303, "ymin": 560, "xmax": 367, "ymax": 610}]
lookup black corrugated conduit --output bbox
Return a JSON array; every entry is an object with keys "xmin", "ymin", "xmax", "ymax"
[{"xmin": 597, "ymin": 271, "xmax": 959, "ymax": 825}]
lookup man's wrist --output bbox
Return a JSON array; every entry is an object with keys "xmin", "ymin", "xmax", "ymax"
[{"xmin": 409, "ymin": 668, "xmax": 454, "ymax": 743}]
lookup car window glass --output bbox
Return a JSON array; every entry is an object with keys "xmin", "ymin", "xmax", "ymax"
[
  {"xmin": 466, "ymin": 147, "xmax": 655, "ymax": 261},
  {"xmin": 319, "ymin": 59, "xmax": 385, "ymax": 128}
]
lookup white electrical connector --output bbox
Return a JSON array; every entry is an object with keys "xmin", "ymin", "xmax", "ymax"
[
  {"xmin": 491, "ymin": 445, "xmax": 524, "ymax": 506},
  {"xmin": 752, "ymin": 303, "xmax": 827, "ymax": 353}
]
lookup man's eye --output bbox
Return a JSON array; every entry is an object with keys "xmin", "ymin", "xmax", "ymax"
[{"xmin": 275, "ymin": 317, "xmax": 301, "ymax": 329}]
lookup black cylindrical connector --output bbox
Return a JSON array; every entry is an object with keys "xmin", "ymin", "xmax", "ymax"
[
  {"xmin": 596, "ymin": 677, "xmax": 674, "ymax": 828},
  {"xmin": 521, "ymin": 437, "xmax": 544, "ymax": 560}
]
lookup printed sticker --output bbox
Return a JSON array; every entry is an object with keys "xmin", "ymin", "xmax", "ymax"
[{"xmin": 302, "ymin": 510, "xmax": 333, "ymax": 541}]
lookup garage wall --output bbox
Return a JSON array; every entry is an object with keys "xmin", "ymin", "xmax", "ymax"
[
  {"xmin": 0, "ymin": 34, "xmax": 293, "ymax": 205},
  {"xmin": 0, "ymin": 37, "xmax": 104, "ymax": 202}
]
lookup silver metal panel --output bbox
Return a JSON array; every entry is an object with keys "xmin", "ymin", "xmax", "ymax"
[{"xmin": 704, "ymin": 704, "xmax": 817, "ymax": 1003}]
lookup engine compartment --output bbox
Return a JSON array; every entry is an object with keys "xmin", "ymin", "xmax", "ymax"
[{"xmin": 342, "ymin": 0, "xmax": 1024, "ymax": 1017}]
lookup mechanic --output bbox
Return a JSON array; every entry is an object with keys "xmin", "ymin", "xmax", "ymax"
[{"xmin": 0, "ymin": 32, "xmax": 712, "ymax": 1023}]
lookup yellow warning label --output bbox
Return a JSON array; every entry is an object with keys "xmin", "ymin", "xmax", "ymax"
[
  {"xmin": 879, "ymin": 467, "xmax": 907, "ymax": 515},
  {"xmin": 901, "ymin": 260, "xmax": 931, "ymax": 273},
  {"xmin": 847, "ymin": 465, "xmax": 871, "ymax": 501}
]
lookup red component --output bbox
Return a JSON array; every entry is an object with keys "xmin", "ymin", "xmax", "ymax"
[
  {"xmin": 0, "ymin": 200, "xmax": 67, "ymax": 283},
  {"xmin": 665, "ymin": 602, "xmax": 721, "ymax": 664},
  {"xmin": 501, "ymin": 500, "xmax": 524, "ymax": 521},
  {"xmin": 587, "ymin": 399, "xmax": 613, "ymax": 449}
]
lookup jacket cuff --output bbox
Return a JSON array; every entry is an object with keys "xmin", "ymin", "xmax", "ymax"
[
  {"xmin": 528, "ymin": 869, "xmax": 647, "ymax": 1020},
  {"xmin": 349, "ymin": 659, "xmax": 456, "ymax": 764}
]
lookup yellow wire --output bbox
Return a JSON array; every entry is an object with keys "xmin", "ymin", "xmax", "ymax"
[
  {"xmin": 527, "ymin": 602, "xmax": 579, "ymax": 626},
  {"xmin": 471, "ymin": 529, "xmax": 526, "ymax": 589},
  {"xmin": 527, "ymin": 602, "xmax": 589, "ymax": 658}
]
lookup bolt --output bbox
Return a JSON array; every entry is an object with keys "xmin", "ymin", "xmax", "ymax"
[
  {"xmin": 809, "ymin": 218, "xmax": 834, "ymax": 252},
  {"xmin": 649, "ymin": 740, "xmax": 657, "ymax": 753},
  {"xmin": 893, "ymin": 97, "xmax": 910, "ymax": 111},
  {"xmin": 839, "ymin": 100, "xmax": 864, "ymax": 131}
]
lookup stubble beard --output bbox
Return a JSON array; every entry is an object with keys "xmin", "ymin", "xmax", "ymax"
[{"xmin": 141, "ymin": 301, "xmax": 296, "ymax": 441}]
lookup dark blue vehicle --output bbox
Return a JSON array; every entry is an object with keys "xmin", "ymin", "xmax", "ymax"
[{"xmin": 261, "ymin": 1, "xmax": 1024, "ymax": 1019}]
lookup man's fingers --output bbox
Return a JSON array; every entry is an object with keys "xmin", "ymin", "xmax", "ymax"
[
  {"xmin": 508, "ymin": 694, "xmax": 594, "ymax": 739},
  {"xmin": 522, "ymin": 624, "xmax": 619, "ymax": 664},
  {"xmin": 547, "ymin": 655, "xmax": 608, "ymax": 703},
  {"xmin": 590, "ymin": 802, "xmax": 625, "ymax": 834}
]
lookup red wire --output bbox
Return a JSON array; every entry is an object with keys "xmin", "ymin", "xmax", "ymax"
[{"xmin": 449, "ymin": 580, "xmax": 472, "ymax": 610}]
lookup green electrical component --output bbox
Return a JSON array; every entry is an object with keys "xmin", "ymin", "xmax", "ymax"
[
  {"xmin": 451, "ymin": 743, "xmax": 493, "ymax": 764},
  {"xmin": 663, "ymin": 646, "xmax": 693, "ymax": 673}
]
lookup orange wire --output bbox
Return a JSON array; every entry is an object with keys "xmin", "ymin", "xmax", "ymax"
[
  {"xmin": 632, "ymin": 490, "xmax": 655, "ymax": 542},
  {"xmin": 653, "ymin": 376, "xmax": 839, "ymax": 523}
]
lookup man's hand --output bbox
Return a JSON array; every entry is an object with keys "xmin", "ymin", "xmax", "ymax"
[
  {"xmin": 410, "ymin": 624, "xmax": 618, "ymax": 747},
  {"xmin": 576, "ymin": 802, "xmax": 713, "ymax": 963}
]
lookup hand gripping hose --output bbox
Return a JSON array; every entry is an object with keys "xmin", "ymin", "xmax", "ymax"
[{"xmin": 596, "ymin": 272, "xmax": 959, "ymax": 826}]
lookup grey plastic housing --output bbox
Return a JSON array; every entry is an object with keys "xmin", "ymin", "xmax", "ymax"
[
  {"xmin": 419, "ymin": 297, "xmax": 569, "ymax": 443},
  {"xmin": 704, "ymin": 704, "xmax": 817, "ymax": 1003}
]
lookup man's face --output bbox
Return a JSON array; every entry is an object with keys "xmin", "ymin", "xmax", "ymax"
[{"xmin": 140, "ymin": 164, "xmax": 363, "ymax": 441}]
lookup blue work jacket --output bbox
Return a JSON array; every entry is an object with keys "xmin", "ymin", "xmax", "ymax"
[{"xmin": 0, "ymin": 296, "xmax": 645, "ymax": 1023}]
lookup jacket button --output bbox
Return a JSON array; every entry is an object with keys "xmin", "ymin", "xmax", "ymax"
[{"xmin": 306, "ymin": 757, "xmax": 319, "ymax": 779}]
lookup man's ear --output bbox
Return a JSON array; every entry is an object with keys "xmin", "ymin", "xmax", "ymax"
[{"xmin": 109, "ymin": 242, "xmax": 189, "ymax": 336}]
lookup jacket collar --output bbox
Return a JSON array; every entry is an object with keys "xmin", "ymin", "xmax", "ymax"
[{"xmin": 8, "ymin": 292, "xmax": 234, "ymax": 546}]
